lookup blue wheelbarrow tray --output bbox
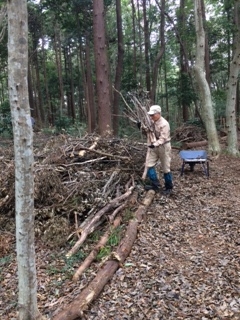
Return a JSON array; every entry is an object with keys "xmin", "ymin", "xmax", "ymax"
[{"xmin": 179, "ymin": 150, "xmax": 209, "ymax": 177}]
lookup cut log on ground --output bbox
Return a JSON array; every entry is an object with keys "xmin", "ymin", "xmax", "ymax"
[
  {"xmin": 72, "ymin": 216, "xmax": 122, "ymax": 282},
  {"xmin": 52, "ymin": 190, "xmax": 155, "ymax": 320},
  {"xmin": 66, "ymin": 185, "xmax": 135, "ymax": 258},
  {"xmin": 182, "ymin": 140, "xmax": 208, "ymax": 149}
]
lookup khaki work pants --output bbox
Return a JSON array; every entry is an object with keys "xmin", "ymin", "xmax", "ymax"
[{"xmin": 147, "ymin": 143, "xmax": 171, "ymax": 173}]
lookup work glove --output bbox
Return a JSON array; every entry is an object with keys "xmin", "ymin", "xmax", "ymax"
[
  {"xmin": 137, "ymin": 121, "xmax": 141, "ymax": 130},
  {"xmin": 148, "ymin": 144, "xmax": 155, "ymax": 149}
]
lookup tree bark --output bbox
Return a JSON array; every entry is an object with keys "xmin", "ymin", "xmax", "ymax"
[
  {"xmin": 7, "ymin": 1, "xmax": 44, "ymax": 319},
  {"xmin": 53, "ymin": 190, "xmax": 155, "ymax": 320},
  {"xmin": 93, "ymin": 0, "xmax": 113, "ymax": 136},
  {"xmin": 150, "ymin": 0, "xmax": 165, "ymax": 104},
  {"xmin": 85, "ymin": 35, "xmax": 96, "ymax": 133},
  {"xmin": 113, "ymin": 0, "xmax": 124, "ymax": 136},
  {"xmin": 193, "ymin": 0, "xmax": 221, "ymax": 156},
  {"xmin": 226, "ymin": 0, "xmax": 240, "ymax": 156},
  {"xmin": 179, "ymin": 0, "xmax": 190, "ymax": 122},
  {"xmin": 142, "ymin": 0, "xmax": 151, "ymax": 92},
  {"xmin": 53, "ymin": 24, "xmax": 64, "ymax": 117}
]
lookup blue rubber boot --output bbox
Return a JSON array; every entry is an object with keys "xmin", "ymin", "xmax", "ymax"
[
  {"xmin": 145, "ymin": 167, "xmax": 161, "ymax": 191},
  {"xmin": 163, "ymin": 172, "xmax": 173, "ymax": 195}
]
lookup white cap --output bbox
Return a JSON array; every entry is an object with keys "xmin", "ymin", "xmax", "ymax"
[{"xmin": 147, "ymin": 105, "xmax": 161, "ymax": 115}]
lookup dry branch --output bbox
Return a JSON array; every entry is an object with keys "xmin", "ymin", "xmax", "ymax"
[
  {"xmin": 78, "ymin": 137, "xmax": 99, "ymax": 157},
  {"xmin": 72, "ymin": 216, "xmax": 122, "ymax": 282},
  {"xmin": 78, "ymin": 146, "xmax": 130, "ymax": 161},
  {"xmin": 66, "ymin": 186, "xmax": 135, "ymax": 258},
  {"xmin": 53, "ymin": 190, "xmax": 156, "ymax": 320}
]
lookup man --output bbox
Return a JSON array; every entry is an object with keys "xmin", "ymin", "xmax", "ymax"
[{"xmin": 143, "ymin": 105, "xmax": 173, "ymax": 195}]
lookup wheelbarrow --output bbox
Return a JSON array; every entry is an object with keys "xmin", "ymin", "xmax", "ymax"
[{"xmin": 179, "ymin": 150, "xmax": 209, "ymax": 177}]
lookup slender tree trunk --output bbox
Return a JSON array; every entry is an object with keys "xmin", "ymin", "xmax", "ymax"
[
  {"xmin": 142, "ymin": 0, "xmax": 151, "ymax": 92},
  {"xmin": 34, "ymin": 54, "xmax": 44, "ymax": 125},
  {"xmin": 150, "ymin": 0, "xmax": 165, "ymax": 104},
  {"xmin": 226, "ymin": 0, "xmax": 240, "ymax": 156},
  {"xmin": 130, "ymin": 0, "xmax": 137, "ymax": 83},
  {"xmin": 28, "ymin": 61, "xmax": 35, "ymax": 116},
  {"xmin": 85, "ymin": 36, "xmax": 96, "ymax": 133},
  {"xmin": 137, "ymin": 0, "xmax": 143, "ymax": 85},
  {"xmin": 201, "ymin": 0, "xmax": 211, "ymax": 85},
  {"xmin": 69, "ymin": 47, "xmax": 76, "ymax": 121},
  {"xmin": 78, "ymin": 41, "xmax": 85, "ymax": 122},
  {"xmin": 7, "ymin": 1, "xmax": 44, "ymax": 319},
  {"xmin": 93, "ymin": 0, "xmax": 113, "ymax": 136},
  {"xmin": 193, "ymin": 0, "xmax": 220, "ymax": 156},
  {"xmin": 113, "ymin": 0, "xmax": 124, "ymax": 136},
  {"xmin": 41, "ymin": 34, "xmax": 51, "ymax": 126},
  {"xmin": 179, "ymin": 0, "xmax": 189, "ymax": 122},
  {"xmin": 54, "ymin": 25, "xmax": 64, "ymax": 117}
]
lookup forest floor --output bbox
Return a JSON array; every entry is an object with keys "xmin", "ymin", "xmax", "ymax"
[{"xmin": 0, "ymin": 129, "xmax": 239, "ymax": 320}]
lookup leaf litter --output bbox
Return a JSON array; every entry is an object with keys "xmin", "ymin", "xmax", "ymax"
[{"xmin": 0, "ymin": 130, "xmax": 239, "ymax": 320}]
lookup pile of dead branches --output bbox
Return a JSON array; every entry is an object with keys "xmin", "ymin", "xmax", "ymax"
[
  {"xmin": 0, "ymin": 134, "xmax": 146, "ymax": 225},
  {"xmin": 172, "ymin": 124, "xmax": 207, "ymax": 144}
]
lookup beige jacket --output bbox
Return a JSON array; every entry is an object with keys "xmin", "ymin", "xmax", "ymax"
[{"xmin": 152, "ymin": 116, "xmax": 171, "ymax": 147}]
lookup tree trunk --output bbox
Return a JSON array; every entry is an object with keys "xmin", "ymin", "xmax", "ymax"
[
  {"xmin": 93, "ymin": 0, "xmax": 113, "ymax": 136},
  {"xmin": 150, "ymin": 0, "xmax": 165, "ymax": 104},
  {"xmin": 54, "ymin": 24, "xmax": 64, "ymax": 117},
  {"xmin": 7, "ymin": 1, "xmax": 44, "ymax": 319},
  {"xmin": 113, "ymin": 0, "xmax": 124, "ymax": 136},
  {"xmin": 34, "ymin": 53, "xmax": 44, "ymax": 125},
  {"xmin": 41, "ymin": 34, "xmax": 51, "ymax": 126},
  {"xmin": 85, "ymin": 35, "xmax": 96, "ymax": 133},
  {"xmin": 226, "ymin": 0, "xmax": 240, "ymax": 156},
  {"xmin": 137, "ymin": 0, "xmax": 144, "ymax": 86},
  {"xmin": 201, "ymin": 0, "xmax": 211, "ymax": 85},
  {"xmin": 142, "ymin": 0, "xmax": 151, "ymax": 92},
  {"xmin": 193, "ymin": 0, "xmax": 221, "ymax": 156},
  {"xmin": 179, "ymin": 0, "xmax": 190, "ymax": 122},
  {"xmin": 130, "ymin": 0, "xmax": 137, "ymax": 84}
]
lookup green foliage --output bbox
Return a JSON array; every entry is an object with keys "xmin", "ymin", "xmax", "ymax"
[
  {"xmin": 53, "ymin": 116, "xmax": 86, "ymax": 136},
  {"xmin": 185, "ymin": 118, "xmax": 203, "ymax": 127},
  {"xmin": 96, "ymin": 246, "xmax": 111, "ymax": 260},
  {"xmin": 46, "ymin": 250, "xmax": 85, "ymax": 278},
  {"xmin": 96, "ymin": 226, "xmax": 123, "ymax": 261},
  {"xmin": 0, "ymin": 254, "xmax": 12, "ymax": 267},
  {"xmin": 0, "ymin": 255, "xmax": 12, "ymax": 281},
  {"xmin": 55, "ymin": 116, "xmax": 72, "ymax": 132}
]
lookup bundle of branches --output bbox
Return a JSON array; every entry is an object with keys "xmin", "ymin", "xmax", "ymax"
[{"xmin": 116, "ymin": 90, "xmax": 157, "ymax": 179}]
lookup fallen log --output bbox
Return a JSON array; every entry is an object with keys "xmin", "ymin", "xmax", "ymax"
[
  {"xmin": 72, "ymin": 216, "xmax": 122, "ymax": 282},
  {"xmin": 52, "ymin": 190, "xmax": 155, "ymax": 320},
  {"xmin": 66, "ymin": 185, "xmax": 135, "ymax": 258},
  {"xmin": 182, "ymin": 140, "xmax": 208, "ymax": 149}
]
